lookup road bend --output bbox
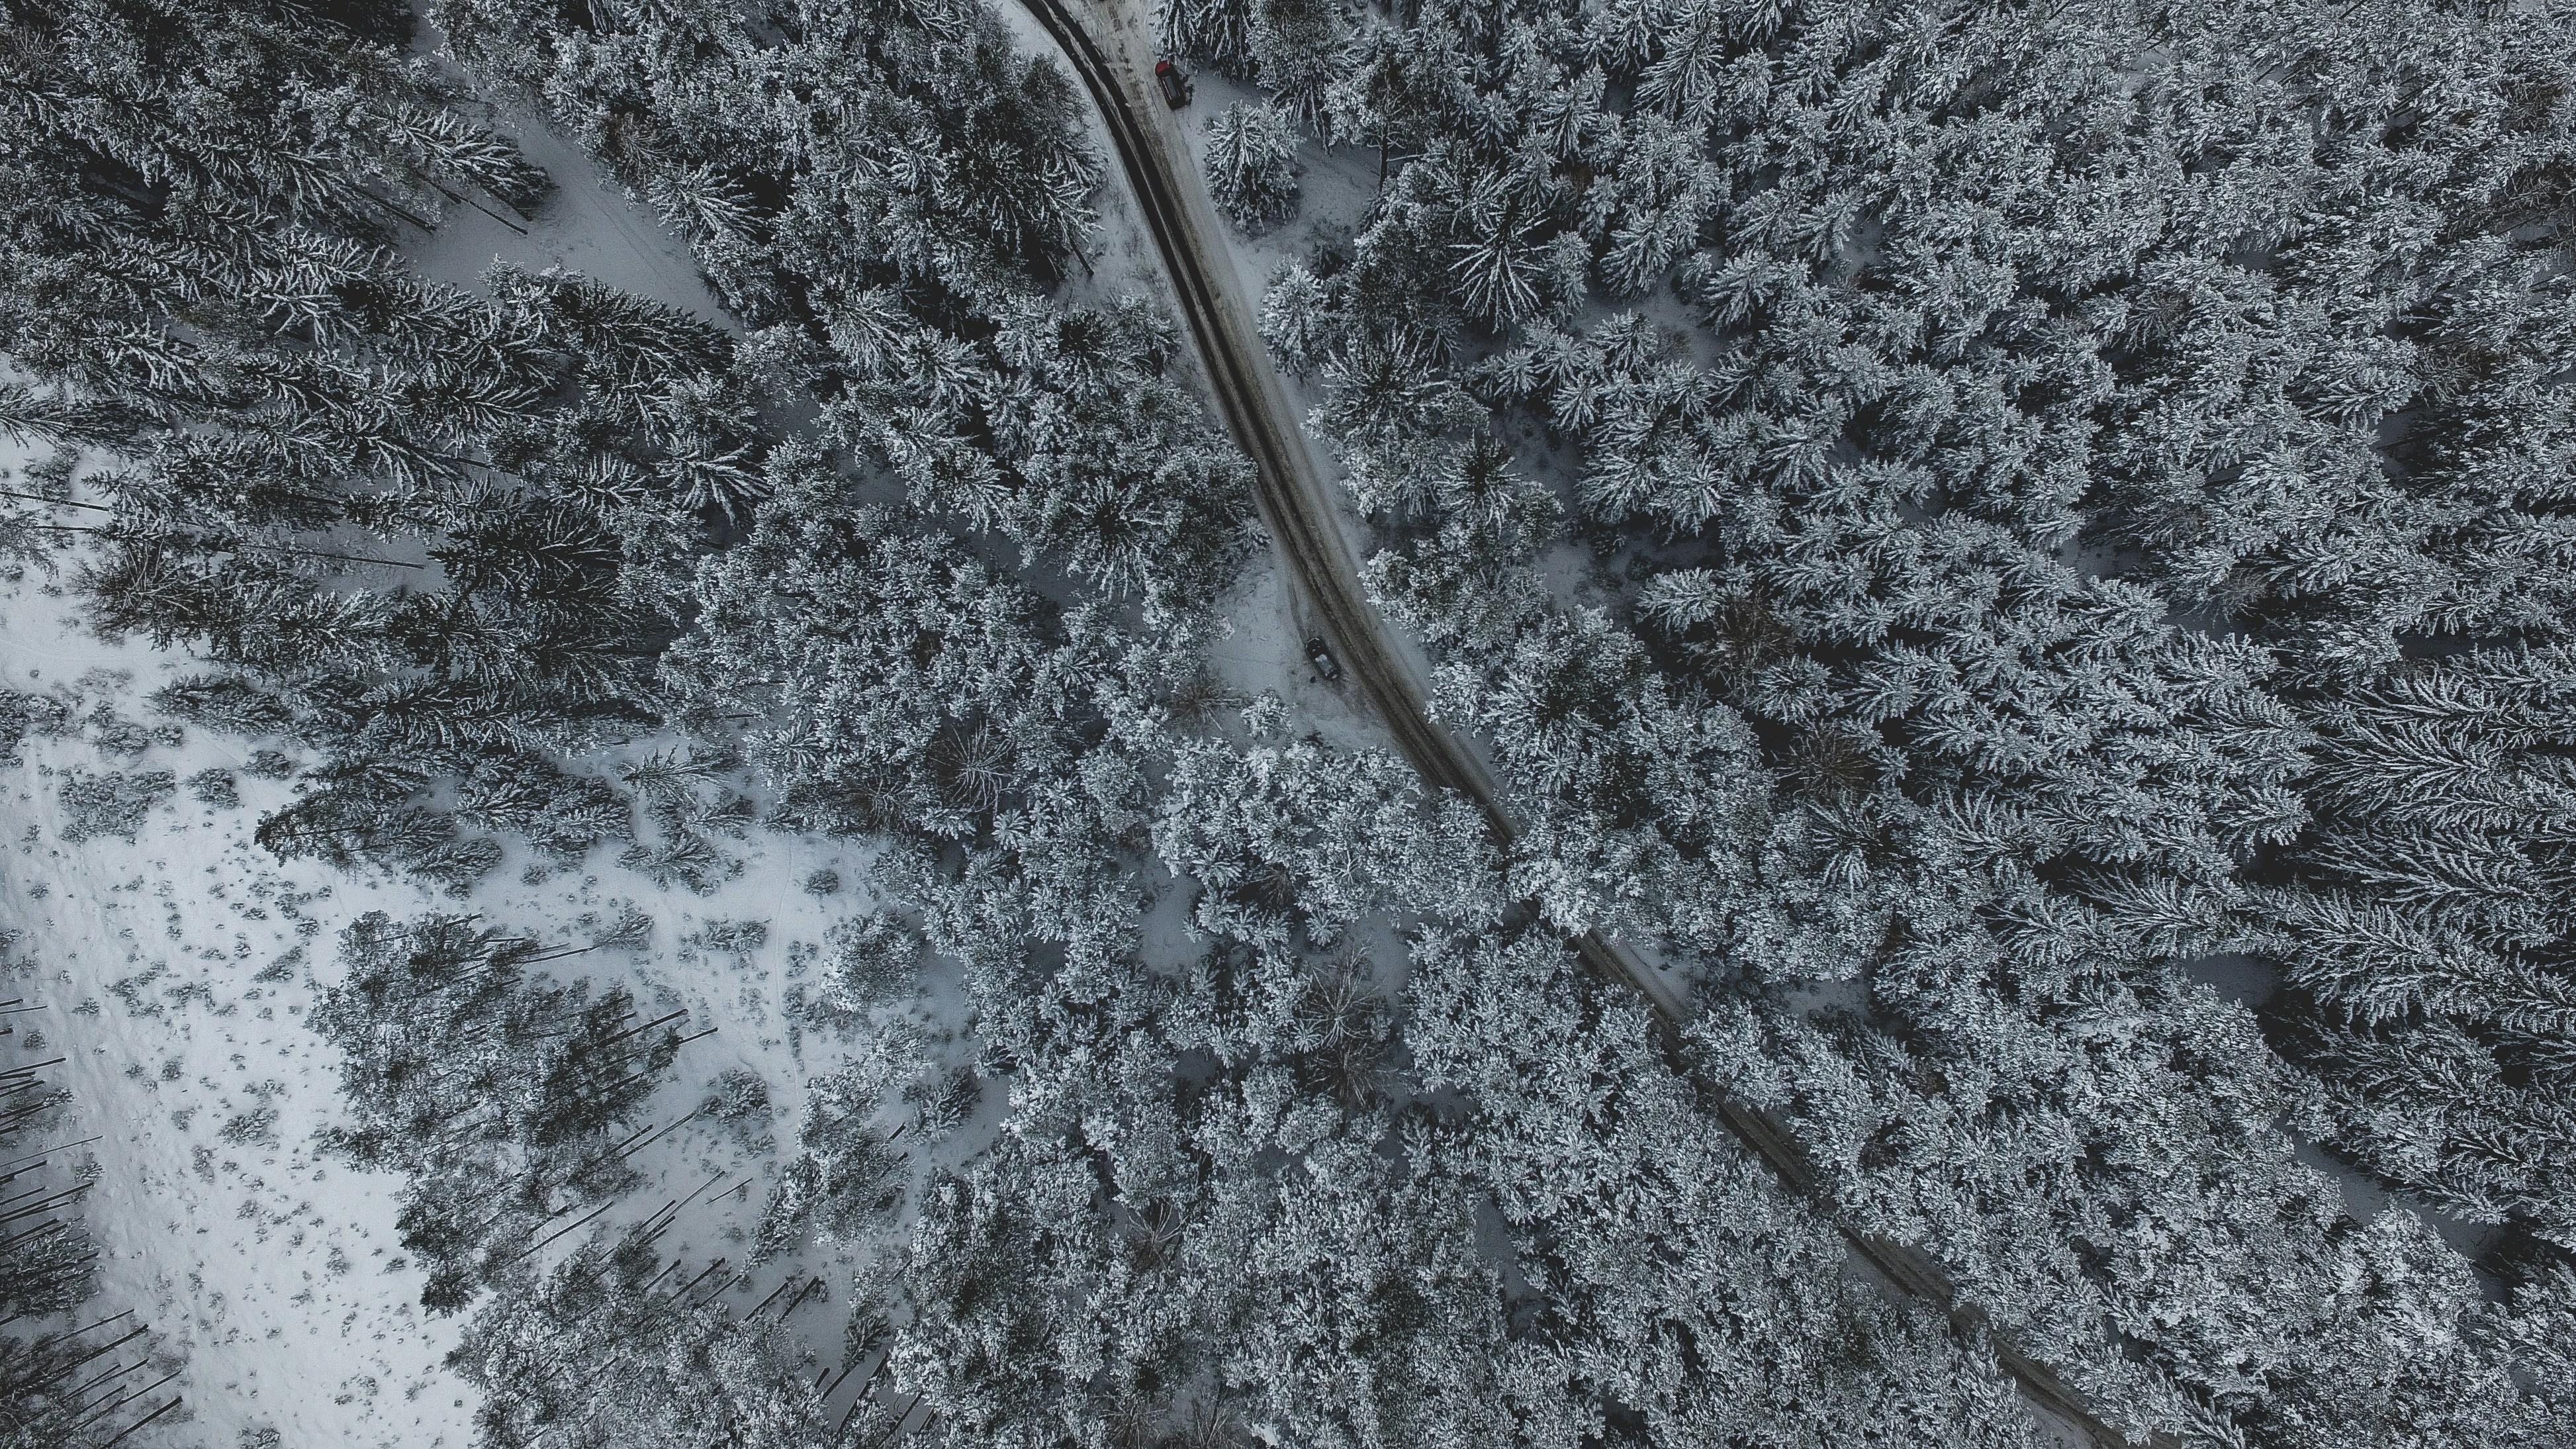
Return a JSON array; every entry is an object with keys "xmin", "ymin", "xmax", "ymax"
[{"xmin": 1016, "ymin": 1, "xmax": 2143, "ymax": 1442}]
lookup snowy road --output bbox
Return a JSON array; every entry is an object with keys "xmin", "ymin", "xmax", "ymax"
[
  {"xmin": 1016, "ymin": 3, "xmax": 2137, "ymax": 1444},
  {"xmin": 1012, "ymin": 0, "xmax": 1488, "ymax": 807},
  {"xmin": 1017, "ymin": 0, "xmax": 1692, "ymax": 1024}
]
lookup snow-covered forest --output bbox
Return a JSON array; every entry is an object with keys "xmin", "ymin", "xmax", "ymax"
[{"xmin": 1, "ymin": 0, "xmax": 2573, "ymax": 1446}]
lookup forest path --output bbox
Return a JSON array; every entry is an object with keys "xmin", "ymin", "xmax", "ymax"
[{"xmin": 1016, "ymin": 2, "xmax": 2136, "ymax": 1444}]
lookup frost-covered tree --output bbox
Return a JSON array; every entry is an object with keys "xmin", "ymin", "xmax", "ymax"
[
  {"xmin": 0, "ymin": 0, "xmax": 778, "ymax": 889},
  {"xmin": 1203, "ymin": 101, "xmax": 1301, "ymax": 231},
  {"xmin": 1154, "ymin": 729, "xmax": 1503, "ymax": 948},
  {"xmin": 663, "ymin": 460, "xmax": 1080, "ymax": 846},
  {"xmin": 0, "ymin": 955, "xmax": 170, "ymax": 1449},
  {"xmin": 311, "ymin": 912, "xmax": 686, "ymax": 1313},
  {"xmin": 1245, "ymin": 0, "xmax": 2576, "ymax": 1438},
  {"xmin": 2266, "ymin": 647, "xmax": 2576, "ymax": 1255},
  {"xmin": 1406, "ymin": 924, "xmax": 2040, "ymax": 1448},
  {"xmin": 754, "ymin": 1047, "xmax": 921, "ymax": 1260},
  {"xmin": 437, "ymin": 0, "xmax": 1099, "ymax": 310},
  {"xmin": 452, "ymin": 1235, "xmax": 890, "ymax": 1449}
]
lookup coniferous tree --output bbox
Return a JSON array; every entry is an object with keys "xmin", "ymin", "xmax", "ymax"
[
  {"xmin": 1240, "ymin": 0, "xmax": 2576, "ymax": 1439},
  {"xmin": 1, "ymin": 0, "xmax": 776, "ymax": 888},
  {"xmin": 1203, "ymin": 101, "xmax": 1301, "ymax": 232},
  {"xmin": 311, "ymin": 912, "xmax": 686, "ymax": 1312},
  {"xmin": 451, "ymin": 1235, "xmax": 892, "ymax": 1449}
]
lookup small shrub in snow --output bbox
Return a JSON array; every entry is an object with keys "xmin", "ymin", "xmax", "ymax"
[
  {"xmin": 187, "ymin": 768, "xmax": 241, "ymax": 809},
  {"xmin": 242, "ymin": 748, "xmax": 299, "ymax": 780},
  {"xmin": 219, "ymin": 1103, "xmax": 279, "ymax": 1146},
  {"xmin": 57, "ymin": 767, "xmax": 175, "ymax": 842},
  {"xmin": 85, "ymin": 704, "xmax": 155, "ymax": 758},
  {"xmin": 819, "ymin": 911, "xmax": 917, "ymax": 1010},
  {"xmin": 1204, "ymin": 101, "xmax": 1300, "ymax": 231},
  {"xmin": 702, "ymin": 1067, "xmax": 774, "ymax": 1153},
  {"xmin": 589, "ymin": 908, "xmax": 654, "ymax": 953},
  {"xmin": 692, "ymin": 918, "xmax": 768, "ymax": 956},
  {"xmin": 0, "ymin": 689, "xmax": 77, "ymax": 761},
  {"xmin": 150, "ymin": 674, "xmax": 295, "ymax": 735},
  {"xmin": 801, "ymin": 867, "xmax": 841, "ymax": 896}
]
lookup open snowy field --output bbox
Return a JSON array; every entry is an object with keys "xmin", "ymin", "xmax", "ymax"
[{"xmin": 0, "ymin": 518, "xmax": 944, "ymax": 1446}]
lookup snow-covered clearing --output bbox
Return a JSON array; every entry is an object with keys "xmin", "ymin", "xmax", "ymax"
[
  {"xmin": 0, "ymin": 454, "xmax": 962, "ymax": 1444},
  {"xmin": 406, "ymin": 102, "xmax": 737, "ymax": 330}
]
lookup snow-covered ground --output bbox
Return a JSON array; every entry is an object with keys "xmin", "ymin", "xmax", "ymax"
[
  {"xmin": 406, "ymin": 103, "xmax": 737, "ymax": 330},
  {"xmin": 0, "ymin": 436, "xmax": 950, "ymax": 1443},
  {"xmin": 0, "ymin": 542, "xmax": 479, "ymax": 1447}
]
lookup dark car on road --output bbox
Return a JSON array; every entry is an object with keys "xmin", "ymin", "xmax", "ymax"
[
  {"xmin": 1305, "ymin": 636, "xmax": 1341, "ymax": 681},
  {"xmin": 1156, "ymin": 59, "xmax": 1192, "ymax": 109}
]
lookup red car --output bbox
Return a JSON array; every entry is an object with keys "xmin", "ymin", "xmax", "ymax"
[{"xmin": 1155, "ymin": 59, "xmax": 1193, "ymax": 109}]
